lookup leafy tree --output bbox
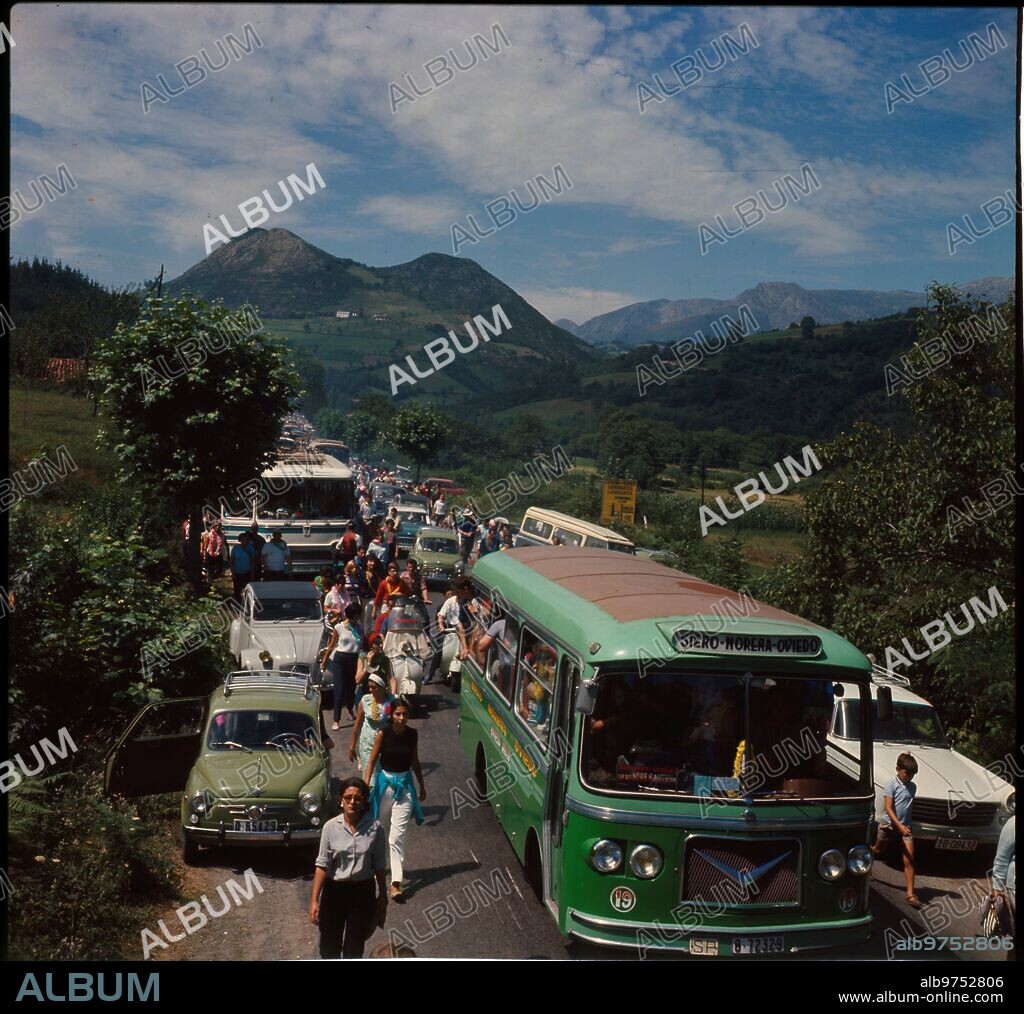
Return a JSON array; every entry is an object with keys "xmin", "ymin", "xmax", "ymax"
[
  {"xmin": 345, "ymin": 411, "xmax": 379, "ymax": 456},
  {"xmin": 596, "ymin": 409, "xmax": 667, "ymax": 489},
  {"xmin": 315, "ymin": 408, "xmax": 347, "ymax": 441},
  {"xmin": 353, "ymin": 391, "xmax": 395, "ymax": 431},
  {"xmin": 92, "ymin": 295, "xmax": 300, "ymax": 587},
  {"xmin": 288, "ymin": 345, "xmax": 326, "ymax": 416},
  {"xmin": 800, "ymin": 316, "xmax": 816, "ymax": 339},
  {"xmin": 386, "ymin": 404, "xmax": 452, "ymax": 482},
  {"xmin": 758, "ymin": 286, "xmax": 1014, "ymax": 761}
]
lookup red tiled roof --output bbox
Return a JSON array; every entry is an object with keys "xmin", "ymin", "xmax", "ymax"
[{"xmin": 44, "ymin": 358, "xmax": 86, "ymax": 383}]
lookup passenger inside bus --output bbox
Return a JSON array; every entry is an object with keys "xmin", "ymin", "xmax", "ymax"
[
  {"xmin": 517, "ymin": 635, "xmax": 555, "ymax": 732},
  {"xmin": 583, "ymin": 673, "xmax": 852, "ymax": 797}
]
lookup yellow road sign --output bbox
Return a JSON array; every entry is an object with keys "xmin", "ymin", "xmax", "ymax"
[{"xmin": 601, "ymin": 480, "xmax": 637, "ymax": 525}]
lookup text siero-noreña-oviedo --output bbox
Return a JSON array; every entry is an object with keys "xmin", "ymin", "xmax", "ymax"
[{"xmin": 389, "ymin": 305, "xmax": 512, "ymax": 395}]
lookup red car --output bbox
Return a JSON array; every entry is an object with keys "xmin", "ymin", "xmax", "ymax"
[{"xmin": 425, "ymin": 477, "xmax": 467, "ymax": 497}]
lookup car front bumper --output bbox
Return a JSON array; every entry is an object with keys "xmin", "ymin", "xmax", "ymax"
[
  {"xmin": 183, "ymin": 824, "xmax": 323, "ymax": 846},
  {"xmin": 912, "ymin": 823, "xmax": 1005, "ymax": 846}
]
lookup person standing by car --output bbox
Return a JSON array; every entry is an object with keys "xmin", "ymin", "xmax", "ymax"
[
  {"xmin": 337, "ymin": 522, "xmax": 360, "ymax": 567},
  {"xmin": 204, "ymin": 519, "xmax": 226, "ymax": 580},
  {"xmin": 432, "ymin": 494, "xmax": 447, "ymax": 525},
  {"xmin": 249, "ymin": 522, "xmax": 266, "ymax": 580},
  {"xmin": 364, "ymin": 698, "xmax": 426, "ymax": 901},
  {"xmin": 457, "ymin": 510, "xmax": 478, "ymax": 566},
  {"xmin": 872, "ymin": 752, "xmax": 920, "ymax": 908},
  {"xmin": 991, "ymin": 815, "xmax": 1015, "ymax": 946},
  {"xmin": 323, "ymin": 603, "xmax": 363, "ymax": 731},
  {"xmin": 262, "ymin": 529, "xmax": 291, "ymax": 580},
  {"xmin": 230, "ymin": 532, "xmax": 256, "ymax": 598},
  {"xmin": 309, "ymin": 777, "xmax": 388, "ymax": 959}
]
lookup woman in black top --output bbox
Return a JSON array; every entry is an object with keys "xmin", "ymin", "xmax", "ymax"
[{"xmin": 364, "ymin": 698, "xmax": 426, "ymax": 900}]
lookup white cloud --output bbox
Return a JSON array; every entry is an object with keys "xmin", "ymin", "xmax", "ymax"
[
  {"xmin": 517, "ymin": 285, "xmax": 643, "ymax": 324},
  {"xmin": 355, "ymin": 194, "xmax": 463, "ymax": 236}
]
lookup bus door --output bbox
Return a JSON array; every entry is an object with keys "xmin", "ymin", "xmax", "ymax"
[{"xmin": 542, "ymin": 655, "xmax": 577, "ymax": 914}]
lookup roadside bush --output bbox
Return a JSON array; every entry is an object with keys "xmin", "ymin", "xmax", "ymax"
[
  {"xmin": 8, "ymin": 486, "xmax": 232, "ymax": 746},
  {"xmin": 7, "ymin": 758, "xmax": 181, "ymax": 960}
]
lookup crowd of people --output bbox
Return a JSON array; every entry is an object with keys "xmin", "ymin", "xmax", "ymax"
[{"xmin": 188, "ymin": 457, "xmax": 528, "ymax": 958}]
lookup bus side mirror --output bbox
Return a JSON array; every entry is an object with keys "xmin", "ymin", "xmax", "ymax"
[
  {"xmin": 575, "ymin": 681, "xmax": 598, "ymax": 715},
  {"xmin": 877, "ymin": 686, "xmax": 893, "ymax": 723}
]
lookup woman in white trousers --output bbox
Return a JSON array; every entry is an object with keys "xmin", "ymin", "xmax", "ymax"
[{"xmin": 364, "ymin": 697, "xmax": 426, "ymax": 899}]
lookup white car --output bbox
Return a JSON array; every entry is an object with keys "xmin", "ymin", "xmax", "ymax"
[
  {"xmin": 828, "ymin": 674, "xmax": 1014, "ymax": 853},
  {"xmin": 229, "ymin": 582, "xmax": 328, "ymax": 690}
]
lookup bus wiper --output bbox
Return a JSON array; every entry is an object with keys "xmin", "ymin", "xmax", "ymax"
[{"xmin": 752, "ymin": 789, "xmax": 801, "ymax": 799}]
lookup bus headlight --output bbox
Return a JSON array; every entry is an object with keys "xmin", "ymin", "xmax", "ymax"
[
  {"xmin": 629, "ymin": 843, "xmax": 663, "ymax": 879},
  {"xmin": 300, "ymin": 793, "xmax": 321, "ymax": 815},
  {"xmin": 847, "ymin": 845, "xmax": 872, "ymax": 876},
  {"xmin": 591, "ymin": 839, "xmax": 623, "ymax": 874},
  {"xmin": 818, "ymin": 849, "xmax": 845, "ymax": 881}
]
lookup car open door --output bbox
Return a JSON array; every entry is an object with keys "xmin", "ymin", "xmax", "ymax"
[{"xmin": 104, "ymin": 697, "xmax": 208, "ymax": 797}]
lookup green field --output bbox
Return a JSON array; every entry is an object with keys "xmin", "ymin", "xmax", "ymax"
[{"xmin": 8, "ymin": 384, "xmax": 116, "ymax": 508}]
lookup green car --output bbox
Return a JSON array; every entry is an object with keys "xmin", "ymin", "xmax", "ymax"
[
  {"xmin": 395, "ymin": 505, "xmax": 432, "ymax": 557},
  {"xmin": 409, "ymin": 526, "xmax": 466, "ymax": 587},
  {"xmin": 104, "ymin": 671, "xmax": 336, "ymax": 865}
]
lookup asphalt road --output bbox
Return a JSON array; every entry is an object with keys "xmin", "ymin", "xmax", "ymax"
[{"xmin": 154, "ymin": 592, "xmax": 1005, "ymax": 963}]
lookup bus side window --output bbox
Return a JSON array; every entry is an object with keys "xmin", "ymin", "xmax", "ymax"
[
  {"xmin": 516, "ymin": 627, "xmax": 556, "ymax": 746},
  {"xmin": 485, "ymin": 614, "xmax": 518, "ymax": 704}
]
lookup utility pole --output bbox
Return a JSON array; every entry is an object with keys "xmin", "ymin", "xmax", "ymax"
[
  {"xmin": 155, "ymin": 264, "xmax": 164, "ymax": 298},
  {"xmin": 699, "ymin": 454, "xmax": 706, "ymax": 505}
]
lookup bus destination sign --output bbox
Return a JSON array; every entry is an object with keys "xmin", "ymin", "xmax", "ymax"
[{"xmin": 671, "ymin": 628, "xmax": 822, "ymax": 656}]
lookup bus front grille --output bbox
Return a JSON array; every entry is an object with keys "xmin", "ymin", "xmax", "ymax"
[{"xmin": 682, "ymin": 836, "xmax": 800, "ymax": 906}]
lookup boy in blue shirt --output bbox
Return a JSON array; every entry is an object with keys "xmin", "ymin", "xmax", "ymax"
[{"xmin": 872, "ymin": 752, "xmax": 920, "ymax": 907}]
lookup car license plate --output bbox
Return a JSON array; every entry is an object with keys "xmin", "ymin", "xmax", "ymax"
[
  {"xmin": 233, "ymin": 819, "xmax": 278, "ymax": 832},
  {"xmin": 733, "ymin": 935, "xmax": 784, "ymax": 955},
  {"xmin": 935, "ymin": 837, "xmax": 977, "ymax": 851}
]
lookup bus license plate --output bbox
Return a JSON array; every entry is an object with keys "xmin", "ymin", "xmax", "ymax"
[
  {"xmin": 233, "ymin": 820, "xmax": 278, "ymax": 832},
  {"xmin": 935, "ymin": 837, "xmax": 977, "ymax": 851},
  {"xmin": 733, "ymin": 935, "xmax": 784, "ymax": 955}
]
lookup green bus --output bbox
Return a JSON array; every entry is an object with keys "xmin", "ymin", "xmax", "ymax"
[{"xmin": 457, "ymin": 547, "xmax": 874, "ymax": 956}]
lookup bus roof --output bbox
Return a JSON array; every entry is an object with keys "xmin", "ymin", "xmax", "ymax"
[
  {"xmin": 520, "ymin": 507, "xmax": 634, "ymax": 545},
  {"xmin": 471, "ymin": 547, "xmax": 869, "ymax": 675},
  {"xmin": 262, "ymin": 450, "xmax": 353, "ymax": 481}
]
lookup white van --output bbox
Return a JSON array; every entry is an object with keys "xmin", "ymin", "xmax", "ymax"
[{"xmin": 514, "ymin": 507, "xmax": 635, "ymax": 553}]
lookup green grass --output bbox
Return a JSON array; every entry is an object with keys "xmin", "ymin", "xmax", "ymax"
[{"xmin": 8, "ymin": 383, "xmax": 117, "ymax": 508}]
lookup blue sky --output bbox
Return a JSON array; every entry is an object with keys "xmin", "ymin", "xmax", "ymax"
[{"xmin": 9, "ymin": 4, "xmax": 1017, "ymax": 323}]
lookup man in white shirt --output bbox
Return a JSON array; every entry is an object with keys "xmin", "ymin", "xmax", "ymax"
[
  {"xmin": 432, "ymin": 495, "xmax": 447, "ymax": 524},
  {"xmin": 261, "ymin": 530, "xmax": 291, "ymax": 579}
]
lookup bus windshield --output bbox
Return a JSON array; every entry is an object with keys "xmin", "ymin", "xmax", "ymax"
[
  {"xmin": 582, "ymin": 671, "xmax": 869, "ymax": 800},
  {"xmin": 257, "ymin": 479, "xmax": 354, "ymax": 519}
]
